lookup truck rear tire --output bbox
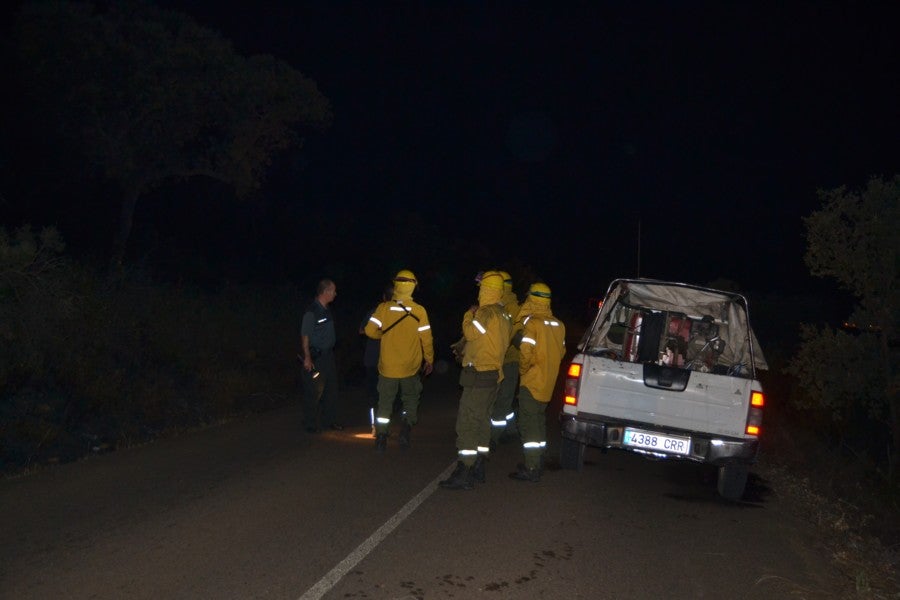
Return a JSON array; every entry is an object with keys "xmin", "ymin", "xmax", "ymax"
[
  {"xmin": 716, "ymin": 464, "xmax": 749, "ymax": 501},
  {"xmin": 560, "ymin": 436, "xmax": 585, "ymax": 471}
]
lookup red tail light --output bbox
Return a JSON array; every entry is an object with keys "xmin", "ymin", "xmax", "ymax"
[
  {"xmin": 564, "ymin": 362, "xmax": 582, "ymax": 405},
  {"xmin": 746, "ymin": 390, "xmax": 765, "ymax": 435}
]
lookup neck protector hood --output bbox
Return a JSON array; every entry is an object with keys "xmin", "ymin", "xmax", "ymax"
[{"xmin": 393, "ymin": 280, "xmax": 416, "ymax": 303}]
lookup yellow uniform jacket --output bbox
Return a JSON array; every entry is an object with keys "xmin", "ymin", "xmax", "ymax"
[
  {"xmin": 519, "ymin": 311, "xmax": 566, "ymax": 402},
  {"xmin": 365, "ymin": 299, "xmax": 434, "ymax": 378},
  {"xmin": 461, "ymin": 303, "xmax": 512, "ymax": 375}
]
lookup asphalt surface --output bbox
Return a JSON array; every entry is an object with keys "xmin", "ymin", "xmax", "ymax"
[{"xmin": 1, "ymin": 369, "xmax": 844, "ymax": 599}]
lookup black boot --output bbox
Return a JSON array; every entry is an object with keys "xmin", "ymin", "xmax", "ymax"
[
  {"xmin": 398, "ymin": 422, "xmax": 411, "ymax": 448},
  {"xmin": 509, "ymin": 463, "xmax": 541, "ymax": 482},
  {"xmin": 471, "ymin": 454, "xmax": 487, "ymax": 483},
  {"xmin": 439, "ymin": 461, "xmax": 474, "ymax": 490},
  {"xmin": 375, "ymin": 433, "xmax": 387, "ymax": 453}
]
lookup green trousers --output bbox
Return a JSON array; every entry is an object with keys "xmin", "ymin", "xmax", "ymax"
[
  {"xmin": 455, "ymin": 372, "xmax": 499, "ymax": 466},
  {"xmin": 490, "ymin": 361, "xmax": 519, "ymax": 441},
  {"xmin": 517, "ymin": 387, "xmax": 548, "ymax": 469},
  {"xmin": 375, "ymin": 374, "xmax": 422, "ymax": 434}
]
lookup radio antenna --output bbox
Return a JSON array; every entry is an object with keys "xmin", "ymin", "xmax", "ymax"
[{"xmin": 636, "ymin": 217, "xmax": 641, "ymax": 277}]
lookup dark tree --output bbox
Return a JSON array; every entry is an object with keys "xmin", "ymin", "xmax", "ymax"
[
  {"xmin": 14, "ymin": 0, "xmax": 332, "ymax": 267},
  {"xmin": 789, "ymin": 175, "xmax": 899, "ymax": 479}
]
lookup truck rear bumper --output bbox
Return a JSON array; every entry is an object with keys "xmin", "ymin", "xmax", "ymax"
[{"xmin": 559, "ymin": 414, "xmax": 758, "ymax": 465}]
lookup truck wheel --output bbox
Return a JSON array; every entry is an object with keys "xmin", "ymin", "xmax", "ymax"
[
  {"xmin": 560, "ymin": 436, "xmax": 585, "ymax": 471},
  {"xmin": 716, "ymin": 464, "xmax": 749, "ymax": 501}
]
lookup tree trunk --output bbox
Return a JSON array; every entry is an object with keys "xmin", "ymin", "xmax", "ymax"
[{"xmin": 110, "ymin": 186, "xmax": 141, "ymax": 271}]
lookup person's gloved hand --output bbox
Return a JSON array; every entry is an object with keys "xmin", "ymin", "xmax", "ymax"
[{"xmin": 450, "ymin": 339, "xmax": 466, "ymax": 363}]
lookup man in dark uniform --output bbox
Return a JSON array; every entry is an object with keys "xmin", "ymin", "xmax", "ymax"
[{"xmin": 300, "ymin": 279, "xmax": 342, "ymax": 433}]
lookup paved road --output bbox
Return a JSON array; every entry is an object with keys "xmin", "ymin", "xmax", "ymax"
[{"xmin": 2, "ymin": 371, "xmax": 843, "ymax": 599}]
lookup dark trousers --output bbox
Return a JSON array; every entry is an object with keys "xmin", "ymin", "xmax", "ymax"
[
  {"xmin": 517, "ymin": 387, "xmax": 548, "ymax": 469},
  {"xmin": 455, "ymin": 372, "xmax": 500, "ymax": 466},
  {"xmin": 491, "ymin": 361, "xmax": 520, "ymax": 441},
  {"xmin": 375, "ymin": 374, "xmax": 423, "ymax": 434},
  {"xmin": 301, "ymin": 349, "xmax": 339, "ymax": 428}
]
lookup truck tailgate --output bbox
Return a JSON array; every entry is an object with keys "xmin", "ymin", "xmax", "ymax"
[{"xmin": 578, "ymin": 355, "xmax": 752, "ymax": 438}]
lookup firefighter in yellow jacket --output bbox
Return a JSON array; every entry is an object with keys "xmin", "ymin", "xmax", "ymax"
[
  {"xmin": 365, "ymin": 270, "xmax": 434, "ymax": 453},
  {"xmin": 490, "ymin": 270, "xmax": 521, "ymax": 447},
  {"xmin": 509, "ymin": 282, "xmax": 566, "ymax": 482},
  {"xmin": 440, "ymin": 270, "xmax": 512, "ymax": 490}
]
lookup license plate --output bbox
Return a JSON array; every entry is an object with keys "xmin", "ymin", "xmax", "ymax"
[{"xmin": 623, "ymin": 428, "xmax": 691, "ymax": 455}]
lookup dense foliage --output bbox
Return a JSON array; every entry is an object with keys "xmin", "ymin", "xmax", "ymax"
[
  {"xmin": 788, "ymin": 175, "xmax": 899, "ymax": 481},
  {"xmin": 0, "ymin": 226, "xmax": 310, "ymax": 473}
]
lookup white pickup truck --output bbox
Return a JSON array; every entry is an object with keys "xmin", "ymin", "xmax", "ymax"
[{"xmin": 559, "ymin": 278, "xmax": 768, "ymax": 501}]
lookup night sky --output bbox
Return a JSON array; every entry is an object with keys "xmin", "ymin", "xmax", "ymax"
[{"xmin": 3, "ymin": 1, "xmax": 899, "ymax": 311}]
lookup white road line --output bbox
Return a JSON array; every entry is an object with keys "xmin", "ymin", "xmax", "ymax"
[{"xmin": 297, "ymin": 461, "xmax": 457, "ymax": 600}]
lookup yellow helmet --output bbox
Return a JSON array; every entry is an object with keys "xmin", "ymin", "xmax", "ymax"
[
  {"xmin": 499, "ymin": 271, "xmax": 513, "ymax": 292},
  {"xmin": 528, "ymin": 282, "xmax": 552, "ymax": 303},
  {"xmin": 479, "ymin": 270, "xmax": 504, "ymax": 291},
  {"xmin": 394, "ymin": 269, "xmax": 417, "ymax": 284}
]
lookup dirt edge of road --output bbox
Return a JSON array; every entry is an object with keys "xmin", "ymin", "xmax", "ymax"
[{"xmin": 755, "ymin": 458, "xmax": 899, "ymax": 598}]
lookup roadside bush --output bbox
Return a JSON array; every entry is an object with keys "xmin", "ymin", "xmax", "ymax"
[
  {"xmin": 1, "ymin": 226, "xmax": 303, "ymax": 473},
  {"xmin": 788, "ymin": 175, "xmax": 899, "ymax": 484}
]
